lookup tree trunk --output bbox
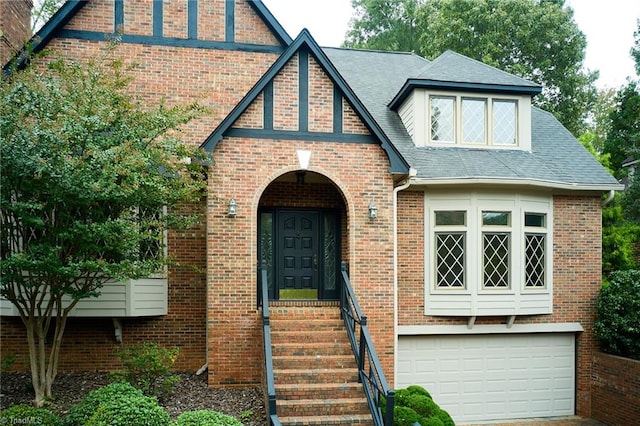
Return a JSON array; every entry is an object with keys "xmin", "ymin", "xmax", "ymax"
[
  {"xmin": 25, "ymin": 318, "xmax": 47, "ymax": 407},
  {"xmin": 21, "ymin": 305, "xmax": 71, "ymax": 406}
]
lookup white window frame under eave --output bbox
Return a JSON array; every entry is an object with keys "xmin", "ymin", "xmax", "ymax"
[
  {"xmin": 424, "ymin": 191, "xmax": 553, "ymax": 316},
  {"xmin": 401, "ymin": 88, "xmax": 532, "ymax": 151}
]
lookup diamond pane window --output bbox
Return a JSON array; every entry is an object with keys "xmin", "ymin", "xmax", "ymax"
[
  {"xmin": 493, "ymin": 100, "xmax": 517, "ymax": 145},
  {"xmin": 436, "ymin": 232, "xmax": 465, "ymax": 288},
  {"xmin": 483, "ymin": 232, "xmax": 510, "ymax": 288},
  {"xmin": 462, "ymin": 98, "xmax": 486, "ymax": 144},
  {"xmin": 525, "ymin": 233, "xmax": 546, "ymax": 287},
  {"xmin": 138, "ymin": 206, "xmax": 164, "ymax": 263},
  {"xmin": 430, "ymin": 97, "xmax": 455, "ymax": 142}
]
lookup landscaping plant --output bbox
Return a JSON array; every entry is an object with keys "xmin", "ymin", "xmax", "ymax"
[
  {"xmin": 113, "ymin": 342, "xmax": 181, "ymax": 398},
  {"xmin": 0, "ymin": 404, "xmax": 63, "ymax": 426},
  {"xmin": 382, "ymin": 385, "xmax": 454, "ymax": 426},
  {"xmin": 595, "ymin": 270, "xmax": 640, "ymax": 360},
  {"xmin": 64, "ymin": 382, "xmax": 169, "ymax": 426},
  {"xmin": 64, "ymin": 382, "xmax": 145, "ymax": 426},
  {"xmin": 172, "ymin": 409, "xmax": 244, "ymax": 426}
]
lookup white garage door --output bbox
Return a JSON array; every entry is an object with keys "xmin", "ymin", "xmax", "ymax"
[{"xmin": 397, "ymin": 333, "xmax": 575, "ymax": 423}]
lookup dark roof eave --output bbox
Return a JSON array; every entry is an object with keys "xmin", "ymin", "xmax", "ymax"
[{"xmin": 389, "ymin": 79, "xmax": 543, "ymax": 110}]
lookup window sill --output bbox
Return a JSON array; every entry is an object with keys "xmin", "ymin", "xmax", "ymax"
[
  {"xmin": 0, "ymin": 278, "xmax": 168, "ymax": 318},
  {"xmin": 425, "ymin": 290, "xmax": 552, "ymax": 316}
]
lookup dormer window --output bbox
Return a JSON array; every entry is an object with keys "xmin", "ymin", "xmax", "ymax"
[
  {"xmin": 428, "ymin": 94, "xmax": 519, "ymax": 147},
  {"xmin": 396, "ymin": 88, "xmax": 533, "ymax": 152}
]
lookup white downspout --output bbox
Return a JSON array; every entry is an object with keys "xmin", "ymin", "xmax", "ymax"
[
  {"xmin": 602, "ymin": 189, "xmax": 615, "ymax": 207},
  {"xmin": 393, "ymin": 167, "xmax": 417, "ymax": 387}
]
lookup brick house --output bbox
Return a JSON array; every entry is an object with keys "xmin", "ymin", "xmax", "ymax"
[{"xmin": 1, "ymin": 1, "xmax": 622, "ymax": 424}]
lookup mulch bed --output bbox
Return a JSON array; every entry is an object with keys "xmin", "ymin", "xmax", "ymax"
[{"xmin": 0, "ymin": 371, "xmax": 267, "ymax": 425}]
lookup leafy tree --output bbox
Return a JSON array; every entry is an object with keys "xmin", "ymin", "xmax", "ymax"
[
  {"xmin": 0, "ymin": 45, "xmax": 209, "ymax": 406},
  {"xmin": 602, "ymin": 203, "xmax": 640, "ymax": 272},
  {"xmin": 595, "ymin": 270, "xmax": 640, "ymax": 360},
  {"xmin": 604, "ymin": 81, "xmax": 640, "ymax": 176},
  {"xmin": 632, "ymin": 18, "xmax": 640, "ymax": 77},
  {"xmin": 345, "ymin": 0, "xmax": 598, "ymax": 135},
  {"xmin": 346, "ymin": 0, "xmax": 421, "ymax": 53},
  {"xmin": 32, "ymin": 0, "xmax": 66, "ymax": 32}
]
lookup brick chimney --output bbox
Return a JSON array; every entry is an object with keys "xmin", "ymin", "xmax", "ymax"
[{"xmin": 1, "ymin": 0, "xmax": 34, "ymax": 65}]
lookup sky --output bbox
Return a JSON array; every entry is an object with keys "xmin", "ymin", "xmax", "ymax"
[{"xmin": 262, "ymin": 0, "xmax": 640, "ymax": 90}]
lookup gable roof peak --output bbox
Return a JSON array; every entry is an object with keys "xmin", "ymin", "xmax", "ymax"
[
  {"xmin": 201, "ymin": 27, "xmax": 410, "ymax": 173},
  {"xmin": 388, "ymin": 49, "xmax": 542, "ymax": 110},
  {"xmin": 419, "ymin": 49, "xmax": 541, "ymax": 89}
]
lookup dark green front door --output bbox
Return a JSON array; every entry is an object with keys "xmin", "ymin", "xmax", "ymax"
[
  {"xmin": 278, "ymin": 211, "xmax": 319, "ymax": 299},
  {"xmin": 259, "ymin": 208, "xmax": 341, "ymax": 300}
]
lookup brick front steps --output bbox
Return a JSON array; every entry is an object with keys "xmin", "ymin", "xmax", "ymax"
[{"xmin": 270, "ymin": 301, "xmax": 374, "ymax": 426}]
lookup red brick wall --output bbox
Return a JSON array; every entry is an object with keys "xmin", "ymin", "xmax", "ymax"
[
  {"xmin": 207, "ymin": 136, "xmax": 396, "ymax": 385},
  {"xmin": 592, "ymin": 352, "xmax": 640, "ymax": 426},
  {"xmin": 203, "ymin": 40, "xmax": 399, "ymax": 385},
  {"xmin": 397, "ymin": 192, "xmax": 603, "ymax": 417},
  {"xmin": 0, "ymin": 0, "xmax": 32, "ymax": 65}
]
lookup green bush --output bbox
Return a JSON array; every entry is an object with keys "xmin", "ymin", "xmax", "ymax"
[
  {"xmin": 1, "ymin": 404, "xmax": 63, "ymax": 426},
  {"xmin": 172, "ymin": 410, "xmax": 243, "ymax": 426},
  {"xmin": 113, "ymin": 342, "xmax": 181, "ymax": 398},
  {"xmin": 393, "ymin": 405, "xmax": 422, "ymax": 426},
  {"xmin": 65, "ymin": 382, "xmax": 143, "ymax": 426},
  {"xmin": 84, "ymin": 392, "xmax": 170, "ymax": 426},
  {"xmin": 387, "ymin": 385, "xmax": 455, "ymax": 426},
  {"xmin": 405, "ymin": 394, "xmax": 438, "ymax": 418},
  {"xmin": 595, "ymin": 270, "xmax": 640, "ymax": 360},
  {"xmin": 406, "ymin": 385, "xmax": 431, "ymax": 399},
  {"xmin": 393, "ymin": 388, "xmax": 413, "ymax": 407},
  {"xmin": 435, "ymin": 408, "xmax": 455, "ymax": 426},
  {"xmin": 422, "ymin": 417, "xmax": 445, "ymax": 426}
]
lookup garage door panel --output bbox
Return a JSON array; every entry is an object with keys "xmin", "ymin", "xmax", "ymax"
[{"xmin": 397, "ymin": 334, "xmax": 575, "ymax": 423}]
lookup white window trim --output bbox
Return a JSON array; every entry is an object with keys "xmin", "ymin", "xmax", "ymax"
[
  {"xmin": 424, "ymin": 191, "xmax": 553, "ymax": 316},
  {"xmin": 428, "ymin": 93, "xmax": 520, "ymax": 147},
  {"xmin": 399, "ymin": 88, "xmax": 532, "ymax": 151}
]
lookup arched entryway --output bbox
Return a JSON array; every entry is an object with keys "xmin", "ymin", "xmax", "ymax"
[{"xmin": 258, "ymin": 171, "xmax": 348, "ymax": 301}]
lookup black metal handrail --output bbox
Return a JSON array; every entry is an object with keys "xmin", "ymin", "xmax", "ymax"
[
  {"xmin": 259, "ymin": 261, "xmax": 282, "ymax": 426},
  {"xmin": 340, "ymin": 261, "xmax": 395, "ymax": 425}
]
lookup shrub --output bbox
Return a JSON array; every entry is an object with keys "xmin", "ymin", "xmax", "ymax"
[
  {"xmin": 388, "ymin": 385, "xmax": 455, "ymax": 426},
  {"xmin": 422, "ymin": 417, "xmax": 445, "ymax": 426},
  {"xmin": 113, "ymin": 342, "xmax": 181, "ymax": 398},
  {"xmin": 84, "ymin": 392, "xmax": 170, "ymax": 426},
  {"xmin": 65, "ymin": 382, "xmax": 143, "ymax": 425},
  {"xmin": 595, "ymin": 270, "xmax": 640, "ymax": 360},
  {"xmin": 405, "ymin": 394, "xmax": 438, "ymax": 418},
  {"xmin": 173, "ymin": 410, "xmax": 244, "ymax": 426},
  {"xmin": 393, "ymin": 405, "xmax": 422, "ymax": 426},
  {"xmin": 406, "ymin": 385, "xmax": 432, "ymax": 399},
  {"xmin": 435, "ymin": 408, "xmax": 455, "ymax": 426},
  {"xmin": 393, "ymin": 388, "xmax": 412, "ymax": 406},
  {"xmin": 1, "ymin": 404, "xmax": 63, "ymax": 426}
]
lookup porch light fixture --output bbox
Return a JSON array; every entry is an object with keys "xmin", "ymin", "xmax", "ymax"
[
  {"xmin": 297, "ymin": 149, "xmax": 312, "ymax": 170},
  {"xmin": 228, "ymin": 198, "xmax": 237, "ymax": 217},
  {"xmin": 368, "ymin": 203, "xmax": 378, "ymax": 220}
]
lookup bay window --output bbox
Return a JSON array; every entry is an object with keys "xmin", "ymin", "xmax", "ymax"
[{"xmin": 426, "ymin": 192, "xmax": 553, "ymax": 316}]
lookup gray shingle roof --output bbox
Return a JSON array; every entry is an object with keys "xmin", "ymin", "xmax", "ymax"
[
  {"xmin": 417, "ymin": 50, "xmax": 540, "ymax": 89},
  {"xmin": 324, "ymin": 47, "xmax": 620, "ymax": 190}
]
